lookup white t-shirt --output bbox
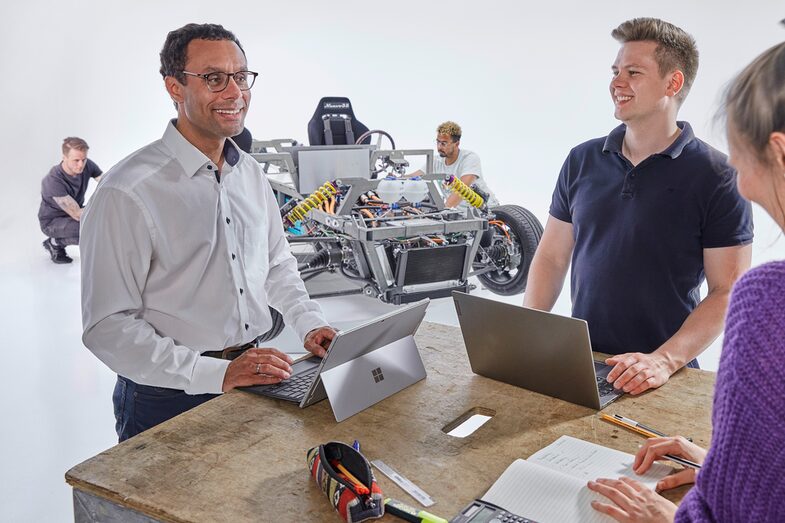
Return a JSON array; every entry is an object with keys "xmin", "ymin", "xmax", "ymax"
[{"xmin": 425, "ymin": 149, "xmax": 499, "ymax": 208}]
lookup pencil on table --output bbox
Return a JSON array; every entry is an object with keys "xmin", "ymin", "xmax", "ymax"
[{"xmin": 599, "ymin": 413, "xmax": 660, "ymax": 438}]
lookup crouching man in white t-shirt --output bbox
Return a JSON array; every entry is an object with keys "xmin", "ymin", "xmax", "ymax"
[{"xmin": 408, "ymin": 121, "xmax": 499, "ymax": 209}]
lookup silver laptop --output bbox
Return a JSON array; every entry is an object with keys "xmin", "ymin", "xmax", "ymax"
[
  {"xmin": 241, "ymin": 299, "xmax": 429, "ymax": 421},
  {"xmin": 452, "ymin": 292, "xmax": 622, "ymax": 410}
]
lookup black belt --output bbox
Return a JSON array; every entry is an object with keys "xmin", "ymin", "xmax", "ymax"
[{"xmin": 202, "ymin": 336, "xmax": 261, "ymax": 360}]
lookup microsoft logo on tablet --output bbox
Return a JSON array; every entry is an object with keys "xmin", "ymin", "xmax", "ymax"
[{"xmin": 372, "ymin": 367, "xmax": 384, "ymax": 383}]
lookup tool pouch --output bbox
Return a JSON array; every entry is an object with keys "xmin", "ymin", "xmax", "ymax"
[{"xmin": 307, "ymin": 441, "xmax": 384, "ymax": 522}]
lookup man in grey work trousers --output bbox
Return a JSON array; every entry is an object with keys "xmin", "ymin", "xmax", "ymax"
[
  {"xmin": 80, "ymin": 23, "xmax": 336, "ymax": 442},
  {"xmin": 38, "ymin": 137, "xmax": 102, "ymax": 264}
]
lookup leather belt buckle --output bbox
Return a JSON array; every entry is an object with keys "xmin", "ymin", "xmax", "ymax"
[
  {"xmin": 220, "ymin": 346, "xmax": 247, "ymax": 360},
  {"xmin": 202, "ymin": 337, "xmax": 259, "ymax": 360},
  {"xmin": 220, "ymin": 337, "xmax": 259, "ymax": 360}
]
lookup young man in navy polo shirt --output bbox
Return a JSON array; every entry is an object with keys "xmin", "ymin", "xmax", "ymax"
[{"xmin": 523, "ymin": 18, "xmax": 753, "ymax": 395}]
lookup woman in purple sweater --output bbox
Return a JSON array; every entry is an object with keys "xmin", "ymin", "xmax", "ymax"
[{"xmin": 587, "ymin": 41, "xmax": 785, "ymax": 522}]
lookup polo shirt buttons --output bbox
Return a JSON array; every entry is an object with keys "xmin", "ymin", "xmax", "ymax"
[
  {"xmin": 232, "ymin": 253, "xmax": 236, "ymax": 260},
  {"xmin": 630, "ymin": 173, "xmax": 636, "ymax": 179},
  {"xmin": 207, "ymin": 165, "xmax": 213, "ymax": 170},
  {"xmin": 245, "ymin": 323, "xmax": 249, "ymax": 330},
  {"xmin": 240, "ymin": 288, "xmax": 244, "ymax": 295},
  {"xmin": 226, "ymin": 217, "xmax": 231, "ymax": 224}
]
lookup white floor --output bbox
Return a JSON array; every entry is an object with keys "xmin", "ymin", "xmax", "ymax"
[
  {"xmin": 1, "ymin": 226, "xmax": 726, "ymax": 522},
  {"xmin": 0, "ymin": 227, "xmax": 535, "ymax": 522}
]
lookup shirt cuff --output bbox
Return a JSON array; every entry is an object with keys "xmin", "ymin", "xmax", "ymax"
[
  {"xmin": 185, "ymin": 356, "xmax": 231, "ymax": 395},
  {"xmin": 292, "ymin": 311, "xmax": 330, "ymax": 343}
]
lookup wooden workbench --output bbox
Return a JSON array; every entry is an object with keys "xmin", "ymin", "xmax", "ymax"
[{"xmin": 66, "ymin": 322, "xmax": 715, "ymax": 522}]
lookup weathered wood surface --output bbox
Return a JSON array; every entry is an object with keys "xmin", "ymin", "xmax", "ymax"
[{"xmin": 66, "ymin": 321, "xmax": 715, "ymax": 522}]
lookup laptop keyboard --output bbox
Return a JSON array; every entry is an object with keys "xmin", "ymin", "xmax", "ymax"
[
  {"xmin": 263, "ymin": 367, "xmax": 319, "ymax": 400},
  {"xmin": 596, "ymin": 375, "xmax": 617, "ymax": 397},
  {"xmin": 593, "ymin": 361, "xmax": 618, "ymax": 397}
]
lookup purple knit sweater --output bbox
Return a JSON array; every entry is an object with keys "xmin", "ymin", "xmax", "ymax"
[{"xmin": 676, "ymin": 261, "xmax": 785, "ymax": 522}]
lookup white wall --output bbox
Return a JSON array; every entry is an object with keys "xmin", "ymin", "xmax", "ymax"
[{"xmin": 2, "ymin": 0, "xmax": 784, "ymax": 337}]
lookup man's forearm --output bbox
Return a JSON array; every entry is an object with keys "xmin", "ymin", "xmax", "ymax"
[
  {"xmin": 264, "ymin": 231, "xmax": 328, "ymax": 340},
  {"xmin": 265, "ymin": 261, "xmax": 327, "ymax": 341},
  {"xmin": 53, "ymin": 195, "xmax": 82, "ymax": 221},
  {"xmin": 653, "ymin": 289, "xmax": 731, "ymax": 372},
  {"xmin": 83, "ymin": 312, "xmax": 229, "ymax": 394},
  {"xmin": 522, "ymin": 252, "xmax": 569, "ymax": 311},
  {"xmin": 445, "ymin": 192, "xmax": 463, "ymax": 208}
]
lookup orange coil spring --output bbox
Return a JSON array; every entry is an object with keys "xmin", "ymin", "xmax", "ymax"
[
  {"xmin": 444, "ymin": 175, "xmax": 484, "ymax": 208},
  {"xmin": 286, "ymin": 181, "xmax": 338, "ymax": 223}
]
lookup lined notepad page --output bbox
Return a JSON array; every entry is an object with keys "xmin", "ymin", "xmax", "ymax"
[
  {"xmin": 528, "ymin": 435, "xmax": 671, "ymax": 489},
  {"xmin": 481, "ymin": 436, "xmax": 673, "ymax": 523},
  {"xmin": 483, "ymin": 459, "xmax": 611, "ymax": 523}
]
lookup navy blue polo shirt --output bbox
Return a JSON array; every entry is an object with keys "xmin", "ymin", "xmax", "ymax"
[{"xmin": 549, "ymin": 122, "xmax": 753, "ymax": 355}]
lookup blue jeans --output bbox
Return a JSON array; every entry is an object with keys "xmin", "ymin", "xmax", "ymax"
[
  {"xmin": 113, "ymin": 376, "xmax": 218, "ymax": 442},
  {"xmin": 686, "ymin": 359, "xmax": 700, "ymax": 369}
]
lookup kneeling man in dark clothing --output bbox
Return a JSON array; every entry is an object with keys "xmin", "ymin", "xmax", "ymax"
[{"xmin": 38, "ymin": 137, "xmax": 102, "ymax": 264}]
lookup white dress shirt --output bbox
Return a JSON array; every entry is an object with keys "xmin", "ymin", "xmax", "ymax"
[{"xmin": 81, "ymin": 121, "xmax": 327, "ymax": 394}]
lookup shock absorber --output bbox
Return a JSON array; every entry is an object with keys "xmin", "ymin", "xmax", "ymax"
[
  {"xmin": 444, "ymin": 175, "xmax": 484, "ymax": 208},
  {"xmin": 284, "ymin": 181, "xmax": 338, "ymax": 225}
]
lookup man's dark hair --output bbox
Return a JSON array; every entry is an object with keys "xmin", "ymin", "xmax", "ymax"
[
  {"xmin": 612, "ymin": 18, "xmax": 698, "ymax": 106},
  {"xmin": 159, "ymin": 23, "xmax": 245, "ymax": 84}
]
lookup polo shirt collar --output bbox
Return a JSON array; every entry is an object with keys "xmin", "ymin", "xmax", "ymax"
[
  {"xmin": 661, "ymin": 122, "xmax": 693, "ymax": 158},
  {"xmin": 602, "ymin": 121, "xmax": 694, "ymax": 159},
  {"xmin": 162, "ymin": 119, "xmax": 241, "ymax": 178}
]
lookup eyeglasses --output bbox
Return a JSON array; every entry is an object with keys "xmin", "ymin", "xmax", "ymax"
[
  {"xmin": 436, "ymin": 139, "xmax": 453, "ymax": 147},
  {"xmin": 181, "ymin": 70, "xmax": 259, "ymax": 92}
]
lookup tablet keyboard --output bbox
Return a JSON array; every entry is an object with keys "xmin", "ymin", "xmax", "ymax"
[{"xmin": 263, "ymin": 367, "xmax": 319, "ymax": 400}]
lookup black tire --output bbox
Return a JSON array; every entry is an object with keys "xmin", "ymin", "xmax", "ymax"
[
  {"xmin": 257, "ymin": 306, "xmax": 285, "ymax": 342},
  {"xmin": 477, "ymin": 204, "xmax": 544, "ymax": 296}
]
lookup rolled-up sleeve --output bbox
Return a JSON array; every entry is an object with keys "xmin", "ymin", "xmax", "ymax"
[{"xmin": 80, "ymin": 187, "xmax": 229, "ymax": 394}]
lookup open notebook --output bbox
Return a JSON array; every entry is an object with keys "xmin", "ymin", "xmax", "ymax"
[{"xmin": 482, "ymin": 436, "xmax": 673, "ymax": 523}]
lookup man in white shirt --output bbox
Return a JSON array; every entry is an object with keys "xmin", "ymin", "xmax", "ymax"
[
  {"xmin": 81, "ymin": 23, "xmax": 336, "ymax": 442},
  {"xmin": 409, "ymin": 121, "xmax": 499, "ymax": 208}
]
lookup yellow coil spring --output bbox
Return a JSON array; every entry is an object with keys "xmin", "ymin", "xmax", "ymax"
[
  {"xmin": 444, "ymin": 175, "xmax": 484, "ymax": 208},
  {"xmin": 286, "ymin": 181, "xmax": 338, "ymax": 223}
]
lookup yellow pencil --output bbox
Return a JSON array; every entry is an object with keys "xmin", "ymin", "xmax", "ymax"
[{"xmin": 599, "ymin": 413, "xmax": 660, "ymax": 439}]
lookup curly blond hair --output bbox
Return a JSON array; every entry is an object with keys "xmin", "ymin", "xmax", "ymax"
[{"xmin": 436, "ymin": 121, "xmax": 462, "ymax": 142}]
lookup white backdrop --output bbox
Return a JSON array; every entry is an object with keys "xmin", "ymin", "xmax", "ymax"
[
  {"xmin": 1, "ymin": 1, "xmax": 784, "ymax": 520},
  {"xmin": 3, "ymin": 1, "xmax": 784, "ymax": 258},
  {"xmin": 3, "ymin": 0, "xmax": 784, "ymax": 350}
]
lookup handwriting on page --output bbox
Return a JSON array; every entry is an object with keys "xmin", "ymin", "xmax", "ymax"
[
  {"xmin": 527, "ymin": 435, "xmax": 671, "ymax": 489},
  {"xmin": 534, "ymin": 447, "xmax": 601, "ymax": 471}
]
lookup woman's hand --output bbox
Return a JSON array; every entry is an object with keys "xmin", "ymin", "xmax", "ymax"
[
  {"xmin": 588, "ymin": 477, "xmax": 677, "ymax": 523},
  {"xmin": 634, "ymin": 436, "xmax": 707, "ymax": 491}
]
